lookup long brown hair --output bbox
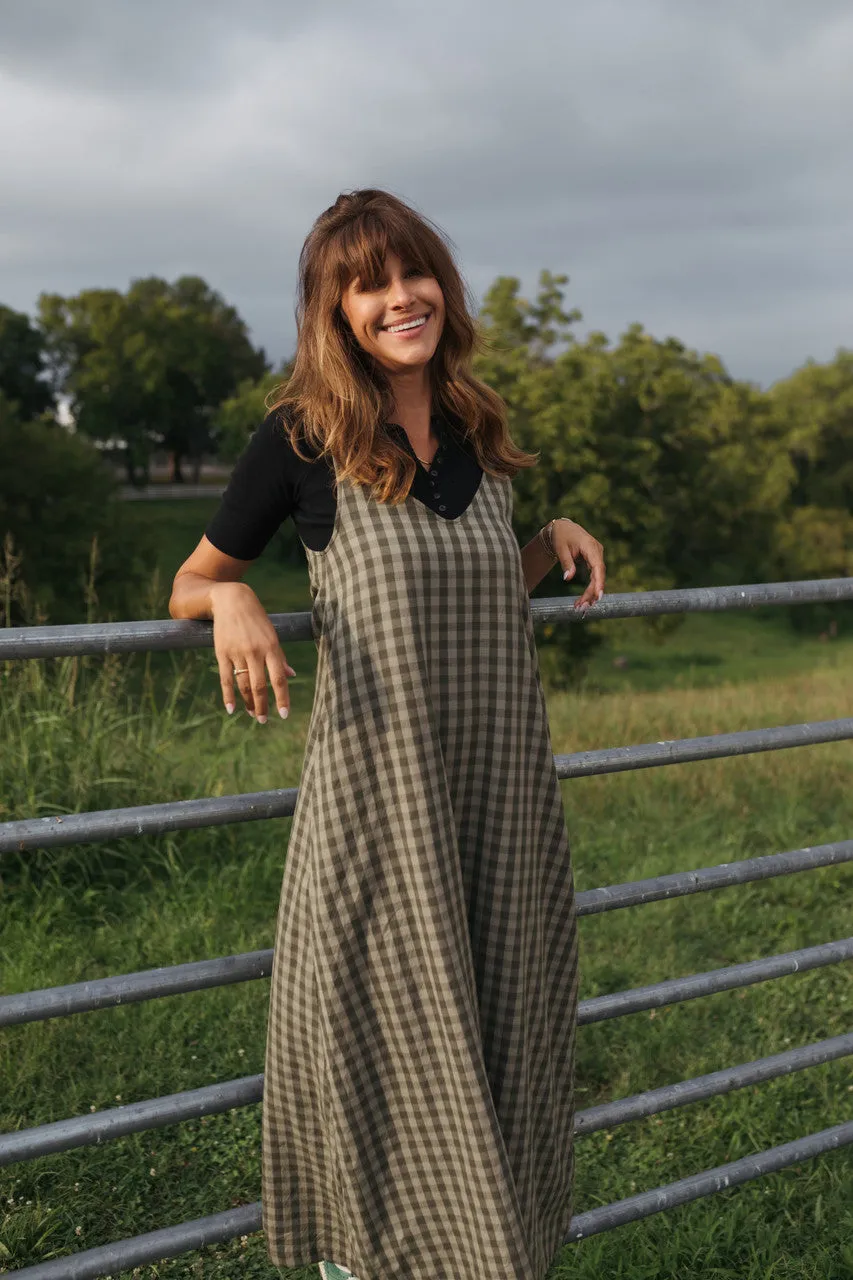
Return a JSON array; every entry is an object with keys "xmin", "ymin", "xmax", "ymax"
[{"xmin": 267, "ymin": 188, "xmax": 539, "ymax": 504}]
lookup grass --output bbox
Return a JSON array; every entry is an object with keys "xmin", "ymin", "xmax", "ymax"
[{"xmin": 1, "ymin": 538, "xmax": 852, "ymax": 1277}]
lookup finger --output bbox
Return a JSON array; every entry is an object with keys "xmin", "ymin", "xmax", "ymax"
[
  {"xmin": 560, "ymin": 556, "xmax": 576, "ymax": 582},
  {"xmin": 573, "ymin": 548, "xmax": 606, "ymax": 609},
  {"xmin": 267, "ymin": 650, "xmax": 294, "ymax": 720},
  {"xmin": 217, "ymin": 652, "xmax": 237, "ymax": 714},
  {"xmin": 234, "ymin": 665, "xmax": 254, "ymax": 716},
  {"xmin": 247, "ymin": 655, "xmax": 271, "ymax": 723}
]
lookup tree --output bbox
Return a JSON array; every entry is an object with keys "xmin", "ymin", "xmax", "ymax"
[
  {"xmin": 474, "ymin": 272, "xmax": 813, "ymax": 681},
  {"xmin": 38, "ymin": 276, "xmax": 268, "ymax": 485},
  {"xmin": 765, "ymin": 350, "xmax": 853, "ymax": 633},
  {"xmin": 768, "ymin": 350, "xmax": 853, "ymax": 514},
  {"xmin": 0, "ymin": 394, "xmax": 158, "ymax": 625},
  {"xmin": 212, "ymin": 360, "xmax": 294, "ymax": 463},
  {"xmin": 0, "ymin": 304, "xmax": 54, "ymax": 420}
]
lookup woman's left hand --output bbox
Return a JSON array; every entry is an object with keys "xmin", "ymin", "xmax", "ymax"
[{"xmin": 552, "ymin": 519, "xmax": 606, "ymax": 611}]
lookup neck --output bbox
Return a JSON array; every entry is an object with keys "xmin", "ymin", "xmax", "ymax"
[{"xmin": 387, "ymin": 363, "xmax": 432, "ymax": 423}]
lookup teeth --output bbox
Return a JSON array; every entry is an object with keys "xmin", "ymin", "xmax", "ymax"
[{"xmin": 385, "ymin": 315, "xmax": 427, "ymax": 334}]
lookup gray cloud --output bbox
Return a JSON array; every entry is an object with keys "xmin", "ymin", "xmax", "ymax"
[{"xmin": 2, "ymin": 0, "xmax": 852, "ymax": 384}]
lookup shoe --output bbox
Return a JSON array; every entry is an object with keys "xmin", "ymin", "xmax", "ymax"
[{"xmin": 319, "ymin": 1262, "xmax": 362, "ymax": 1280}]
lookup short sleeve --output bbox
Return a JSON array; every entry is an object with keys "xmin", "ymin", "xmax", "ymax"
[{"xmin": 204, "ymin": 410, "xmax": 298, "ymax": 560}]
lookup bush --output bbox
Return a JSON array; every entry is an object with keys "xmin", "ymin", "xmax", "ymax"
[{"xmin": 0, "ymin": 398, "xmax": 159, "ymax": 625}]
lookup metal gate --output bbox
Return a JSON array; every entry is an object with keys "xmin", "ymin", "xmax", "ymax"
[{"xmin": 2, "ymin": 577, "xmax": 852, "ymax": 1278}]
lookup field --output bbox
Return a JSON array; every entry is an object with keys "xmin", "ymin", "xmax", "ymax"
[{"xmin": 1, "ymin": 498, "xmax": 852, "ymax": 1277}]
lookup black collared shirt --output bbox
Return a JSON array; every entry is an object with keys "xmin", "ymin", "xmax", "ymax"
[{"xmin": 204, "ymin": 406, "xmax": 485, "ymax": 557}]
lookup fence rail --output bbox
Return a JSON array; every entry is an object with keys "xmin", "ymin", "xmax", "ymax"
[
  {"xmin": 3, "ymin": 576, "xmax": 853, "ymax": 1278},
  {"xmin": 1, "ymin": 576, "xmax": 851, "ymax": 660}
]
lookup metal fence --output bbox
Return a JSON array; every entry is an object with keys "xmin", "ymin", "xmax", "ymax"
[{"xmin": 2, "ymin": 576, "xmax": 852, "ymax": 1279}]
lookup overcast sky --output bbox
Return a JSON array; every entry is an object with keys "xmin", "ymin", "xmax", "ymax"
[{"xmin": 2, "ymin": 0, "xmax": 851, "ymax": 387}]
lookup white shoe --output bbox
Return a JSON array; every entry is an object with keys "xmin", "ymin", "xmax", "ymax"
[{"xmin": 319, "ymin": 1262, "xmax": 362, "ymax": 1280}]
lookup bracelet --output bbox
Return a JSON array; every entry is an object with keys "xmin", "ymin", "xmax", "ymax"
[{"xmin": 538, "ymin": 517, "xmax": 573, "ymax": 562}]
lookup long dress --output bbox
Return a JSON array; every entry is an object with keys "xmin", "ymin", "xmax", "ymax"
[{"xmin": 261, "ymin": 457, "xmax": 580, "ymax": 1280}]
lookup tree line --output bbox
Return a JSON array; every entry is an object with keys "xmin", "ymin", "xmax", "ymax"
[{"xmin": 1, "ymin": 272, "xmax": 851, "ymax": 637}]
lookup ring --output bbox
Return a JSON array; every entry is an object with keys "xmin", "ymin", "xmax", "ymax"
[{"xmin": 233, "ymin": 667, "xmax": 249, "ymax": 675}]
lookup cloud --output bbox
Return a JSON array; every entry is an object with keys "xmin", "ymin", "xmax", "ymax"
[{"xmin": 2, "ymin": 0, "xmax": 852, "ymax": 384}]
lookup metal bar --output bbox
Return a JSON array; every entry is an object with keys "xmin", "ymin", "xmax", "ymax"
[
  {"xmin": 3, "ymin": 721, "xmax": 852, "ymax": 855},
  {"xmin": 564, "ymin": 1118, "xmax": 853, "ymax": 1242},
  {"xmin": 575, "ymin": 1031, "xmax": 853, "ymax": 1134},
  {"xmin": 578, "ymin": 839, "xmax": 853, "ymax": 915},
  {"xmin": 2, "ymin": 577, "xmax": 852, "ymax": 660},
  {"xmin": 12, "ymin": 1118, "xmax": 853, "ymax": 1277},
  {"xmin": 9, "ymin": 1203, "xmax": 262, "ymax": 1280},
  {"xmin": 579, "ymin": 936, "xmax": 853, "ymax": 1024},
  {"xmin": 0, "ymin": 789, "xmax": 298, "ymax": 854},
  {"xmin": 555, "ymin": 718, "xmax": 853, "ymax": 779},
  {"xmin": 4, "ymin": 928, "xmax": 850, "ymax": 1037},
  {"xmin": 5, "ymin": 1029, "xmax": 851, "ymax": 1167},
  {"xmin": 0, "ymin": 1076, "xmax": 264, "ymax": 1166},
  {"xmin": 0, "ymin": 951, "xmax": 273, "ymax": 1028}
]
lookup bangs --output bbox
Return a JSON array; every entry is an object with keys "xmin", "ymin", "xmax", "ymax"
[{"xmin": 331, "ymin": 212, "xmax": 434, "ymax": 292}]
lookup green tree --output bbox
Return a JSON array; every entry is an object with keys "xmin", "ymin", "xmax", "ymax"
[
  {"xmin": 38, "ymin": 276, "xmax": 268, "ymax": 485},
  {"xmin": 212, "ymin": 360, "xmax": 294, "ymax": 463},
  {"xmin": 768, "ymin": 350, "xmax": 853, "ymax": 515},
  {"xmin": 474, "ymin": 272, "xmax": 809, "ymax": 682},
  {"xmin": 0, "ymin": 394, "xmax": 158, "ymax": 625},
  {"xmin": 765, "ymin": 350, "xmax": 853, "ymax": 633},
  {"xmin": 0, "ymin": 304, "xmax": 54, "ymax": 420}
]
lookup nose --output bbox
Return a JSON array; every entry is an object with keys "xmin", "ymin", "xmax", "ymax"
[{"xmin": 386, "ymin": 272, "xmax": 416, "ymax": 307}]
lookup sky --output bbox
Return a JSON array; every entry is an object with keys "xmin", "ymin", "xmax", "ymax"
[{"xmin": 2, "ymin": 0, "xmax": 852, "ymax": 388}]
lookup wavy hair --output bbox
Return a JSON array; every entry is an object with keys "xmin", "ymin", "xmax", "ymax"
[{"xmin": 267, "ymin": 188, "xmax": 539, "ymax": 504}]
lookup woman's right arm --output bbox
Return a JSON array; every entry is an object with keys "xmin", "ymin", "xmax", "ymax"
[{"xmin": 169, "ymin": 534, "xmax": 296, "ymax": 724}]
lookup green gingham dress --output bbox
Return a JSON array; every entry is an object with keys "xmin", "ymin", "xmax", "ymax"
[{"xmin": 261, "ymin": 458, "xmax": 580, "ymax": 1280}]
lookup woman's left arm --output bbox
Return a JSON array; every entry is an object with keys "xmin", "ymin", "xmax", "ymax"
[{"xmin": 520, "ymin": 518, "xmax": 606, "ymax": 609}]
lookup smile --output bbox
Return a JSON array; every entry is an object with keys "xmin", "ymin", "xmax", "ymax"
[{"xmin": 383, "ymin": 314, "xmax": 429, "ymax": 335}]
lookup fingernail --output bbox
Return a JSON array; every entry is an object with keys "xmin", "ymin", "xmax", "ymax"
[
  {"xmin": 563, "ymin": 569, "xmax": 573, "ymax": 581},
  {"xmin": 279, "ymin": 706, "xmax": 289, "ymax": 719},
  {"xmin": 257, "ymin": 714, "xmax": 267, "ymax": 724},
  {"xmin": 225, "ymin": 703, "xmax": 235, "ymax": 715}
]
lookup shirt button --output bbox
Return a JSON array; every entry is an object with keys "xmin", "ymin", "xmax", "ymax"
[
  {"xmin": 439, "ymin": 504, "xmax": 447, "ymax": 512},
  {"xmin": 430, "ymin": 469, "xmax": 438, "ymax": 476}
]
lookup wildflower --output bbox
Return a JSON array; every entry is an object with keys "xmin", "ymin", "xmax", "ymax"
[
  {"xmin": 75, "ymin": 1226, "xmax": 83, "ymax": 1236},
  {"xmin": 89, "ymin": 1105, "xmax": 96, "ymax": 1112},
  {"xmin": 149, "ymin": 1168, "xmax": 156, "ymax": 1177},
  {"xmin": 237, "ymin": 1048, "xmax": 245, "ymax": 1057}
]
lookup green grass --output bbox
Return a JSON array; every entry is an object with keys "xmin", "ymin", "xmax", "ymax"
[
  {"xmin": 122, "ymin": 498, "xmax": 313, "ymax": 617},
  {"xmin": 1, "ymin": 550, "xmax": 852, "ymax": 1277}
]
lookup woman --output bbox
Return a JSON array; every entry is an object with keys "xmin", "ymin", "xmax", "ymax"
[{"xmin": 170, "ymin": 189, "xmax": 605, "ymax": 1280}]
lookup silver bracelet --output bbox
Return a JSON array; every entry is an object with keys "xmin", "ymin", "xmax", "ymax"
[{"xmin": 538, "ymin": 517, "xmax": 573, "ymax": 562}]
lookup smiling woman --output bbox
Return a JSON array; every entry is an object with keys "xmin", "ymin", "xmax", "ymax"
[
  {"xmin": 264, "ymin": 187, "xmax": 542, "ymax": 506},
  {"xmin": 170, "ymin": 188, "xmax": 602, "ymax": 1280}
]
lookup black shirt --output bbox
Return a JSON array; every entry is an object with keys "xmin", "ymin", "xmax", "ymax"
[{"xmin": 204, "ymin": 406, "xmax": 485, "ymax": 557}]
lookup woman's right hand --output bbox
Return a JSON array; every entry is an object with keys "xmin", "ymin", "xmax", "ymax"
[{"xmin": 210, "ymin": 581, "xmax": 296, "ymax": 723}]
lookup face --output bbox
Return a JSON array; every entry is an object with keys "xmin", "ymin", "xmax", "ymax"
[{"xmin": 339, "ymin": 250, "xmax": 445, "ymax": 375}]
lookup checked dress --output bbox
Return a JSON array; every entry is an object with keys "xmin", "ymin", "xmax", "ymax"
[{"xmin": 261, "ymin": 457, "xmax": 580, "ymax": 1279}]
